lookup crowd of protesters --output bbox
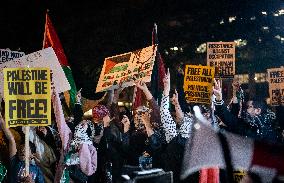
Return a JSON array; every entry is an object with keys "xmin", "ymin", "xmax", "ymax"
[{"xmin": 0, "ymin": 68, "xmax": 284, "ymax": 183}]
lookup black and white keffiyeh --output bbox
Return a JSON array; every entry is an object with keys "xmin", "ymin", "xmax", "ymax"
[{"xmin": 71, "ymin": 120, "xmax": 96, "ymax": 148}]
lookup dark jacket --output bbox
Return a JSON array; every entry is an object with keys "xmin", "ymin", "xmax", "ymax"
[
  {"xmin": 92, "ymin": 102, "xmax": 130, "ymax": 183},
  {"xmin": 215, "ymin": 102, "xmax": 279, "ymax": 143},
  {"xmin": 93, "ymin": 124, "xmax": 129, "ymax": 183},
  {"xmin": 159, "ymin": 134, "xmax": 196, "ymax": 183}
]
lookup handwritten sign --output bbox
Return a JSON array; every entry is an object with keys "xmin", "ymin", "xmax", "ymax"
[
  {"xmin": 207, "ymin": 42, "xmax": 235, "ymax": 78},
  {"xmin": 0, "ymin": 47, "xmax": 70, "ymax": 98},
  {"xmin": 96, "ymin": 45, "xmax": 157, "ymax": 92},
  {"xmin": 0, "ymin": 49, "xmax": 25, "ymax": 63},
  {"xmin": 183, "ymin": 65, "xmax": 215, "ymax": 104},
  {"xmin": 267, "ymin": 67, "xmax": 284, "ymax": 106},
  {"xmin": 4, "ymin": 68, "xmax": 51, "ymax": 127}
]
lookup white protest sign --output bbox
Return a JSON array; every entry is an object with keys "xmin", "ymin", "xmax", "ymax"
[
  {"xmin": 0, "ymin": 49, "xmax": 25, "ymax": 63},
  {"xmin": 0, "ymin": 47, "xmax": 70, "ymax": 98},
  {"xmin": 96, "ymin": 45, "xmax": 157, "ymax": 92}
]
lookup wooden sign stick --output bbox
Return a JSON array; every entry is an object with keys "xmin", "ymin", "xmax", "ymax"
[{"xmin": 25, "ymin": 126, "xmax": 30, "ymax": 176}]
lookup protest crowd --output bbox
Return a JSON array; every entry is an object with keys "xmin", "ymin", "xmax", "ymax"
[{"xmin": 0, "ymin": 13, "xmax": 284, "ymax": 183}]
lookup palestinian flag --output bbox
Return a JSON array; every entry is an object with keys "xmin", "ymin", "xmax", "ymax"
[
  {"xmin": 43, "ymin": 12, "xmax": 77, "ymax": 109},
  {"xmin": 132, "ymin": 23, "xmax": 165, "ymax": 110},
  {"xmin": 150, "ymin": 23, "xmax": 166, "ymax": 104}
]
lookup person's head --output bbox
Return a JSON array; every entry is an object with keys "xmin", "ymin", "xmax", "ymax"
[
  {"xmin": 119, "ymin": 106, "xmax": 131, "ymax": 121},
  {"xmin": 246, "ymin": 99, "xmax": 267, "ymax": 117},
  {"xmin": 232, "ymin": 78, "xmax": 241, "ymax": 88},
  {"xmin": 134, "ymin": 106, "xmax": 152, "ymax": 130},
  {"xmin": 18, "ymin": 142, "xmax": 36, "ymax": 161},
  {"xmin": 36, "ymin": 126, "xmax": 47, "ymax": 136},
  {"xmin": 92, "ymin": 105, "xmax": 110, "ymax": 123},
  {"xmin": 199, "ymin": 105, "xmax": 212, "ymax": 120}
]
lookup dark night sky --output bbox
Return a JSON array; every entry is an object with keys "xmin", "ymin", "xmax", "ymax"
[{"xmin": 1, "ymin": 0, "xmax": 284, "ymax": 98}]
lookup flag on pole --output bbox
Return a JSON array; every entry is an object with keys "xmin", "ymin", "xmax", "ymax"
[
  {"xmin": 132, "ymin": 23, "xmax": 165, "ymax": 110},
  {"xmin": 150, "ymin": 23, "xmax": 166, "ymax": 104},
  {"xmin": 43, "ymin": 12, "xmax": 77, "ymax": 109}
]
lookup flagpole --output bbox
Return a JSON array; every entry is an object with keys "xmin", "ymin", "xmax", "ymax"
[
  {"xmin": 132, "ymin": 85, "xmax": 138, "ymax": 113},
  {"xmin": 42, "ymin": 9, "xmax": 49, "ymax": 49}
]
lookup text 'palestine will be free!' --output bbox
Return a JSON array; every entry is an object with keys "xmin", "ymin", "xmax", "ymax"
[{"xmin": 3, "ymin": 68, "xmax": 51, "ymax": 127}]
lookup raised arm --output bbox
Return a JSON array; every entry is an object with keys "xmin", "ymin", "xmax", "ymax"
[
  {"xmin": 160, "ymin": 69, "xmax": 177, "ymax": 143},
  {"xmin": 52, "ymin": 89, "xmax": 71, "ymax": 150},
  {"xmin": 135, "ymin": 80, "xmax": 161, "ymax": 126},
  {"xmin": 135, "ymin": 80, "xmax": 153, "ymax": 101},
  {"xmin": 171, "ymin": 89, "xmax": 184, "ymax": 121},
  {"xmin": 0, "ymin": 114, "xmax": 17, "ymax": 158},
  {"xmin": 73, "ymin": 89, "xmax": 83, "ymax": 129},
  {"xmin": 213, "ymin": 79, "xmax": 240, "ymax": 130},
  {"xmin": 109, "ymin": 87, "xmax": 125, "ymax": 131}
]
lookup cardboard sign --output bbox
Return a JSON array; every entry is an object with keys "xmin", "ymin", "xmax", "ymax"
[
  {"xmin": 96, "ymin": 45, "xmax": 157, "ymax": 92},
  {"xmin": 3, "ymin": 68, "xmax": 51, "ymax": 127},
  {"xmin": 207, "ymin": 42, "xmax": 235, "ymax": 78},
  {"xmin": 267, "ymin": 67, "xmax": 284, "ymax": 106},
  {"xmin": 0, "ymin": 49, "xmax": 25, "ymax": 63},
  {"xmin": 0, "ymin": 47, "xmax": 70, "ymax": 98},
  {"xmin": 183, "ymin": 65, "xmax": 215, "ymax": 104}
]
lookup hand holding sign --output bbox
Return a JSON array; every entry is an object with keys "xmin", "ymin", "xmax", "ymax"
[
  {"xmin": 135, "ymin": 80, "xmax": 153, "ymax": 101},
  {"xmin": 135, "ymin": 80, "xmax": 147, "ymax": 91}
]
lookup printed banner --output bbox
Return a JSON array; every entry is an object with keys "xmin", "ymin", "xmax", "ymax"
[
  {"xmin": 233, "ymin": 170, "xmax": 246, "ymax": 183},
  {"xmin": 0, "ymin": 47, "xmax": 70, "ymax": 98},
  {"xmin": 267, "ymin": 67, "xmax": 284, "ymax": 106},
  {"xmin": 3, "ymin": 68, "xmax": 51, "ymax": 127},
  {"xmin": 96, "ymin": 45, "xmax": 157, "ymax": 92},
  {"xmin": 207, "ymin": 42, "xmax": 235, "ymax": 78},
  {"xmin": 0, "ymin": 49, "xmax": 25, "ymax": 63},
  {"xmin": 183, "ymin": 65, "xmax": 215, "ymax": 104}
]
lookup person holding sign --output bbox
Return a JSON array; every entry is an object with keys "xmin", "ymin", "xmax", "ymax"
[
  {"xmin": 0, "ymin": 114, "xmax": 44, "ymax": 183},
  {"xmin": 213, "ymin": 79, "xmax": 280, "ymax": 144},
  {"xmin": 126, "ymin": 80, "xmax": 166, "ymax": 168}
]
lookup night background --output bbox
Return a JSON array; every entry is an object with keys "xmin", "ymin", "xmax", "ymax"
[{"xmin": 1, "ymin": 0, "xmax": 284, "ymax": 100}]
